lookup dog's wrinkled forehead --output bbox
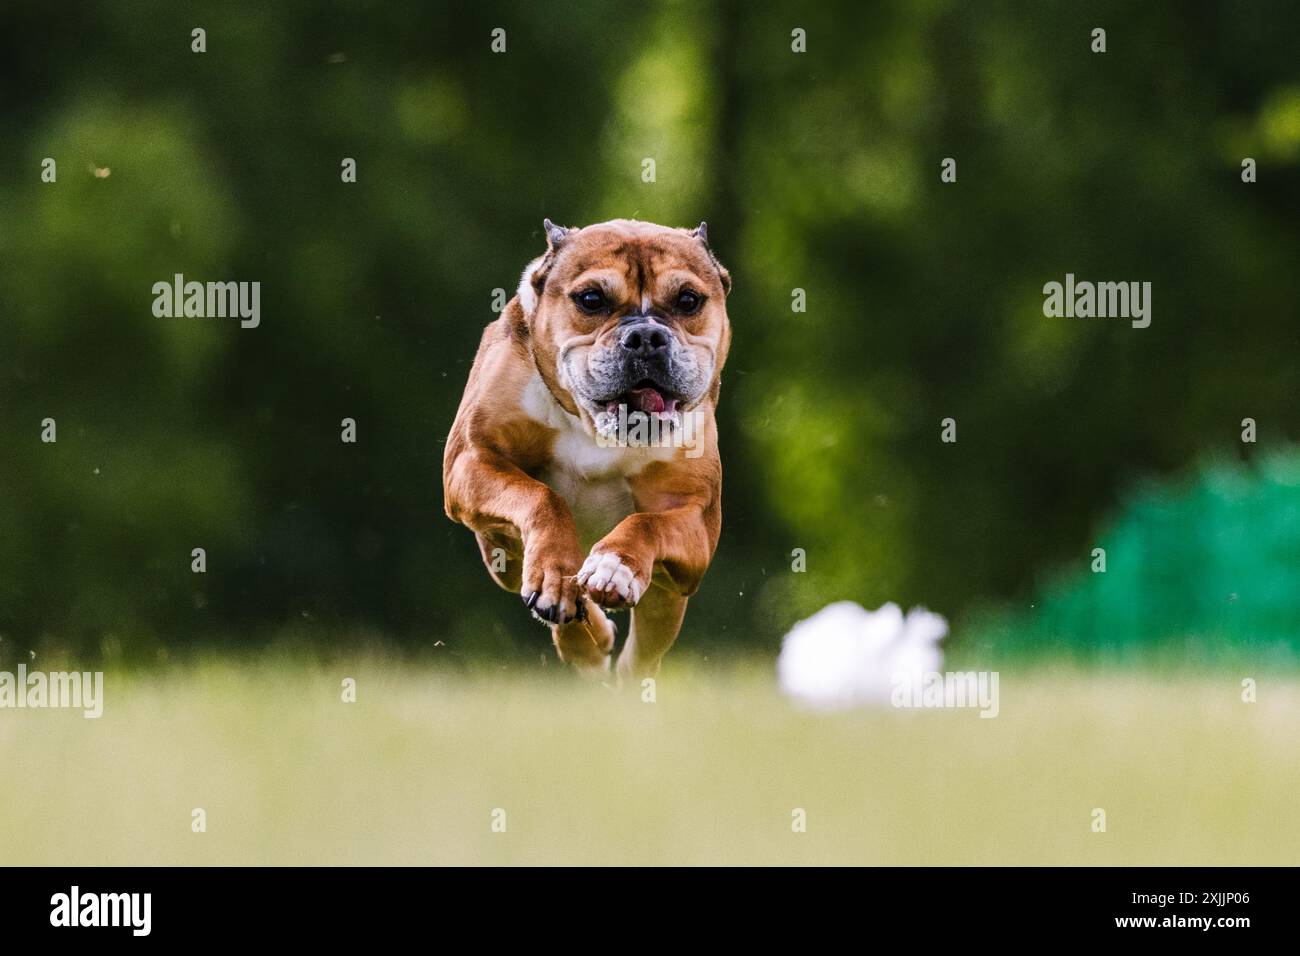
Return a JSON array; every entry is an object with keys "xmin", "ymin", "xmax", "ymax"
[
  {"xmin": 557, "ymin": 225, "xmax": 718, "ymax": 291},
  {"xmin": 520, "ymin": 218, "xmax": 729, "ymax": 314}
]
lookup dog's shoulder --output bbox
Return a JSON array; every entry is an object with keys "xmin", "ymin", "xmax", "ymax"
[
  {"xmin": 469, "ymin": 296, "xmax": 528, "ymax": 363},
  {"xmin": 445, "ymin": 299, "xmax": 544, "ymax": 465}
]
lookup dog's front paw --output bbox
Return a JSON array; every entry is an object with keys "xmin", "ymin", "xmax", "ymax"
[
  {"xmin": 577, "ymin": 546, "xmax": 649, "ymax": 610},
  {"xmin": 520, "ymin": 537, "xmax": 583, "ymax": 625}
]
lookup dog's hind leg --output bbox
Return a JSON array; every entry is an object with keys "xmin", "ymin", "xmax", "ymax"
[
  {"xmin": 552, "ymin": 596, "xmax": 615, "ymax": 677},
  {"xmin": 616, "ymin": 584, "xmax": 687, "ymax": 686}
]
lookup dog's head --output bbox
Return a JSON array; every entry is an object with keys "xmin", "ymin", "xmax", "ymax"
[{"xmin": 517, "ymin": 218, "xmax": 731, "ymax": 438}]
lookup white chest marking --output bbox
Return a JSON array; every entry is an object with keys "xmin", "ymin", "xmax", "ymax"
[{"xmin": 520, "ymin": 372, "xmax": 673, "ymax": 546}]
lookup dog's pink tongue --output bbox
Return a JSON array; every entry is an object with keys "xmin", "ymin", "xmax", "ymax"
[{"xmin": 629, "ymin": 387, "xmax": 665, "ymax": 414}]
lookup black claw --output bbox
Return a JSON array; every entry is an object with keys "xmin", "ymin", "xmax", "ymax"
[{"xmin": 524, "ymin": 591, "xmax": 540, "ymax": 611}]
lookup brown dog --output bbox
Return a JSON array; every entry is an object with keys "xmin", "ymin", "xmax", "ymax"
[{"xmin": 443, "ymin": 219, "xmax": 731, "ymax": 682}]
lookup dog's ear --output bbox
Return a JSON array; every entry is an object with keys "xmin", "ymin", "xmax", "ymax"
[
  {"xmin": 714, "ymin": 259, "xmax": 732, "ymax": 296},
  {"xmin": 692, "ymin": 221, "xmax": 731, "ymax": 296},
  {"xmin": 531, "ymin": 218, "xmax": 570, "ymax": 299},
  {"xmin": 543, "ymin": 218, "xmax": 570, "ymax": 251},
  {"xmin": 519, "ymin": 219, "xmax": 573, "ymax": 315}
]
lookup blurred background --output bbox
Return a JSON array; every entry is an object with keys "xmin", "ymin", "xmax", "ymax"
[{"xmin": 1, "ymin": 0, "xmax": 1297, "ymax": 669}]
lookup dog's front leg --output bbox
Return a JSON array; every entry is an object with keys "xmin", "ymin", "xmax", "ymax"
[{"xmin": 444, "ymin": 450, "xmax": 585, "ymax": 625}]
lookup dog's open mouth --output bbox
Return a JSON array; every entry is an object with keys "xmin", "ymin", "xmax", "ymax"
[{"xmin": 605, "ymin": 380, "xmax": 679, "ymax": 416}]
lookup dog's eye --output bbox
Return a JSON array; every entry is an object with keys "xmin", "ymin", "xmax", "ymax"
[
  {"xmin": 572, "ymin": 289, "xmax": 607, "ymax": 314},
  {"xmin": 675, "ymin": 290, "xmax": 703, "ymax": 314}
]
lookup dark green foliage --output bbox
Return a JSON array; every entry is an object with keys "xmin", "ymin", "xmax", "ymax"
[{"xmin": 0, "ymin": 1, "xmax": 1296, "ymax": 663}]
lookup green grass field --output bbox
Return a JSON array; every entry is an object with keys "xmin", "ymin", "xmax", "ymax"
[{"xmin": 2, "ymin": 658, "xmax": 1297, "ymax": 865}]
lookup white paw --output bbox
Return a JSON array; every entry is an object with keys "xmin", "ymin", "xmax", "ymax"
[{"xmin": 577, "ymin": 550, "xmax": 644, "ymax": 608}]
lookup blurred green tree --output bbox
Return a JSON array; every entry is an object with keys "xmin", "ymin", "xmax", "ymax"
[{"xmin": 0, "ymin": 0, "xmax": 1295, "ymax": 663}]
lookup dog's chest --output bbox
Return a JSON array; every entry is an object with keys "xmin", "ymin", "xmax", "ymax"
[
  {"xmin": 521, "ymin": 373, "xmax": 666, "ymax": 546},
  {"xmin": 538, "ymin": 460, "xmax": 635, "ymax": 549}
]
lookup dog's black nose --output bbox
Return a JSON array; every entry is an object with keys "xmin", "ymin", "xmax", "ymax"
[{"xmin": 619, "ymin": 320, "xmax": 670, "ymax": 358}]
